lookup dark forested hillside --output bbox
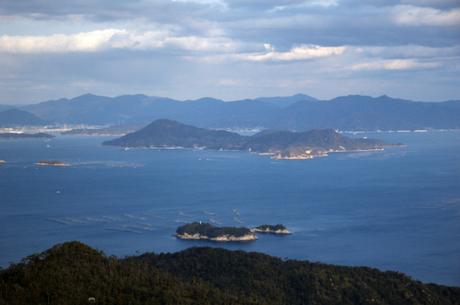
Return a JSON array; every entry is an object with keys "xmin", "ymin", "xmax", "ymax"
[{"xmin": 1, "ymin": 242, "xmax": 459, "ymax": 305}]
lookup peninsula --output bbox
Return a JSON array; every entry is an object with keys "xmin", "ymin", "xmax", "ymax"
[
  {"xmin": 0, "ymin": 132, "xmax": 54, "ymax": 139},
  {"xmin": 176, "ymin": 222, "xmax": 257, "ymax": 242},
  {"xmin": 104, "ymin": 119, "xmax": 389, "ymax": 159}
]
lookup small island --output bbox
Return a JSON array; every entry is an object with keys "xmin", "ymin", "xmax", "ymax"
[
  {"xmin": 35, "ymin": 160, "xmax": 70, "ymax": 167},
  {"xmin": 251, "ymin": 224, "xmax": 291, "ymax": 235},
  {"xmin": 176, "ymin": 222, "xmax": 257, "ymax": 242}
]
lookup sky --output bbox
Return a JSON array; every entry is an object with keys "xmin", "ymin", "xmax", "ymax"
[{"xmin": 0, "ymin": 0, "xmax": 459, "ymax": 104}]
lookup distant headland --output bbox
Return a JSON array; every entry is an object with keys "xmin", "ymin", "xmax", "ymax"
[
  {"xmin": 35, "ymin": 160, "xmax": 69, "ymax": 167},
  {"xmin": 0, "ymin": 132, "xmax": 54, "ymax": 139},
  {"xmin": 104, "ymin": 119, "xmax": 392, "ymax": 159}
]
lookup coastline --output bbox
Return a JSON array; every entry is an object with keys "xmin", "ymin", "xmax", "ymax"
[
  {"xmin": 271, "ymin": 147, "xmax": 386, "ymax": 160},
  {"xmin": 35, "ymin": 161, "xmax": 70, "ymax": 167},
  {"xmin": 176, "ymin": 232, "xmax": 257, "ymax": 242},
  {"xmin": 251, "ymin": 228, "xmax": 291, "ymax": 235}
]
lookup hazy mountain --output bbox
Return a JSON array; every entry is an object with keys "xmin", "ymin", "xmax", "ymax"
[
  {"xmin": 254, "ymin": 93, "xmax": 317, "ymax": 107},
  {"xmin": 0, "ymin": 105, "xmax": 12, "ymax": 112},
  {"xmin": 104, "ymin": 119, "xmax": 386, "ymax": 158},
  {"xmin": 0, "ymin": 109, "xmax": 47, "ymax": 127},
  {"xmin": 22, "ymin": 94, "xmax": 169, "ymax": 125},
  {"xmin": 20, "ymin": 93, "xmax": 460, "ymax": 130},
  {"xmin": 22, "ymin": 94, "xmax": 276, "ymax": 127},
  {"xmin": 1, "ymin": 241, "xmax": 459, "ymax": 305},
  {"xmin": 275, "ymin": 95, "xmax": 460, "ymax": 131}
]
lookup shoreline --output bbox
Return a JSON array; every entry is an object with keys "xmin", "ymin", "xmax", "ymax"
[
  {"xmin": 251, "ymin": 228, "xmax": 291, "ymax": 235},
  {"xmin": 271, "ymin": 147, "xmax": 386, "ymax": 160},
  {"xmin": 176, "ymin": 232, "xmax": 257, "ymax": 242},
  {"xmin": 35, "ymin": 161, "xmax": 70, "ymax": 167}
]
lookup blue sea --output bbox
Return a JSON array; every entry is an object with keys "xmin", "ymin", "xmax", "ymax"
[{"xmin": 0, "ymin": 131, "xmax": 459, "ymax": 286}]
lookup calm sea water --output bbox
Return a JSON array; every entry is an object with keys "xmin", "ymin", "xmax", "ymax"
[{"xmin": 0, "ymin": 131, "xmax": 459, "ymax": 286}]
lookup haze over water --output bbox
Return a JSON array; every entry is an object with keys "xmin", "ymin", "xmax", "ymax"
[{"xmin": 0, "ymin": 131, "xmax": 459, "ymax": 286}]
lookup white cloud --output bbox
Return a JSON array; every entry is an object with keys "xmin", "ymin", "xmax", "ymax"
[
  {"xmin": 351, "ymin": 59, "xmax": 441, "ymax": 71},
  {"xmin": 0, "ymin": 28, "xmax": 240, "ymax": 53},
  {"xmin": 171, "ymin": 0, "xmax": 228, "ymax": 9},
  {"xmin": 165, "ymin": 36, "xmax": 237, "ymax": 52},
  {"xmin": 392, "ymin": 5, "xmax": 460, "ymax": 26},
  {"xmin": 305, "ymin": 0, "xmax": 339, "ymax": 7},
  {"xmin": 0, "ymin": 29, "xmax": 125, "ymax": 53},
  {"xmin": 270, "ymin": 0, "xmax": 339, "ymax": 12},
  {"xmin": 354, "ymin": 45, "xmax": 460, "ymax": 58},
  {"xmin": 238, "ymin": 44, "xmax": 346, "ymax": 62}
]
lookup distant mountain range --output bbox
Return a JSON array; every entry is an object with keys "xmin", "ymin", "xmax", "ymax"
[
  {"xmin": 0, "ymin": 93, "xmax": 459, "ymax": 130},
  {"xmin": 0, "ymin": 109, "xmax": 47, "ymax": 127},
  {"xmin": 104, "ymin": 119, "xmax": 387, "ymax": 159}
]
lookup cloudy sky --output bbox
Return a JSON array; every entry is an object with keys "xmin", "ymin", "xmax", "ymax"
[{"xmin": 1, "ymin": 0, "xmax": 459, "ymax": 104}]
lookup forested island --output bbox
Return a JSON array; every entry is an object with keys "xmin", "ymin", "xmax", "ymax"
[
  {"xmin": 176, "ymin": 222, "xmax": 293, "ymax": 242},
  {"xmin": 176, "ymin": 222, "xmax": 257, "ymax": 242},
  {"xmin": 252, "ymin": 224, "xmax": 291, "ymax": 234},
  {"xmin": 0, "ymin": 241, "xmax": 459, "ymax": 305},
  {"xmin": 104, "ymin": 119, "xmax": 389, "ymax": 159}
]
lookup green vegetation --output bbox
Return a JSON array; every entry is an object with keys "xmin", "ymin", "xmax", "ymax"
[
  {"xmin": 253, "ymin": 224, "xmax": 289, "ymax": 232},
  {"xmin": 176, "ymin": 222, "xmax": 253, "ymax": 239},
  {"xmin": 1, "ymin": 242, "xmax": 459, "ymax": 305}
]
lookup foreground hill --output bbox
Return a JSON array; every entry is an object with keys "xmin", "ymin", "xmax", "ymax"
[
  {"xmin": 104, "ymin": 119, "xmax": 386, "ymax": 159},
  {"xmin": 0, "ymin": 109, "xmax": 47, "ymax": 127},
  {"xmin": 20, "ymin": 93, "xmax": 460, "ymax": 130},
  {"xmin": 0, "ymin": 241, "xmax": 458, "ymax": 305}
]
